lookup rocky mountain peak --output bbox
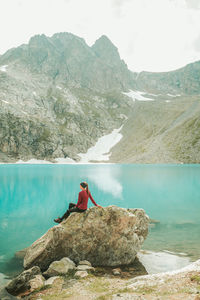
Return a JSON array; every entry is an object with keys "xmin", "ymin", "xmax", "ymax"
[
  {"xmin": 92, "ymin": 35, "xmax": 121, "ymax": 66},
  {"xmin": 52, "ymin": 32, "xmax": 86, "ymax": 45},
  {"xmin": 29, "ymin": 34, "xmax": 49, "ymax": 45},
  {"xmin": 93, "ymin": 35, "xmax": 116, "ymax": 48}
]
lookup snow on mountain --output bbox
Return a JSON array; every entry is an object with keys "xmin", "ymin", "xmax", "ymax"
[
  {"xmin": 78, "ymin": 126, "xmax": 123, "ymax": 163},
  {"xmin": 123, "ymin": 90, "xmax": 154, "ymax": 101},
  {"xmin": 0, "ymin": 65, "xmax": 8, "ymax": 72}
]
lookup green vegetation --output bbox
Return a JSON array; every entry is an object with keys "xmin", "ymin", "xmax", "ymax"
[
  {"xmin": 86, "ymin": 278, "xmax": 111, "ymax": 293},
  {"xmin": 190, "ymin": 274, "xmax": 200, "ymax": 283},
  {"xmin": 134, "ymin": 285, "xmax": 157, "ymax": 294}
]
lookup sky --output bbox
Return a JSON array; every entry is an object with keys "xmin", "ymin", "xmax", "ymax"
[{"xmin": 1, "ymin": 0, "xmax": 200, "ymax": 72}]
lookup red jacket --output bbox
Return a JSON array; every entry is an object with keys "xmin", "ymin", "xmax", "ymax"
[{"xmin": 76, "ymin": 190, "xmax": 97, "ymax": 210}]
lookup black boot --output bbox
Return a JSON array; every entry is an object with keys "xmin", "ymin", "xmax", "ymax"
[{"xmin": 54, "ymin": 217, "xmax": 62, "ymax": 223}]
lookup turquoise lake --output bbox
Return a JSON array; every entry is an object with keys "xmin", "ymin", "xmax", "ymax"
[{"xmin": 0, "ymin": 164, "xmax": 200, "ymax": 275}]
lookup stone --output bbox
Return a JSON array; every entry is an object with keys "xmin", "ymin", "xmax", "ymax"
[
  {"xmin": 78, "ymin": 260, "xmax": 92, "ymax": 266},
  {"xmin": 112, "ymin": 268, "xmax": 121, "ymax": 275},
  {"xmin": 75, "ymin": 271, "xmax": 88, "ymax": 278},
  {"xmin": 44, "ymin": 276, "xmax": 60, "ymax": 286},
  {"xmin": 14, "ymin": 248, "xmax": 29, "ymax": 259},
  {"xmin": 6, "ymin": 266, "xmax": 41, "ymax": 295},
  {"xmin": 0, "ymin": 287, "xmax": 18, "ymax": 300},
  {"xmin": 76, "ymin": 265, "xmax": 95, "ymax": 271},
  {"xmin": 29, "ymin": 275, "xmax": 45, "ymax": 292},
  {"xmin": 43, "ymin": 257, "xmax": 76, "ymax": 277},
  {"xmin": 24, "ymin": 206, "xmax": 149, "ymax": 270}
]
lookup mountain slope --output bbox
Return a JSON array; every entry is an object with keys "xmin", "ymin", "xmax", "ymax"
[
  {"xmin": 110, "ymin": 94, "xmax": 200, "ymax": 163},
  {"xmin": 134, "ymin": 61, "xmax": 200, "ymax": 95},
  {"xmin": 0, "ymin": 32, "xmax": 200, "ymax": 163}
]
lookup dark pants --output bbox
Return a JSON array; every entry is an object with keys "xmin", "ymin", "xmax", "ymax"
[{"xmin": 60, "ymin": 203, "xmax": 86, "ymax": 221}]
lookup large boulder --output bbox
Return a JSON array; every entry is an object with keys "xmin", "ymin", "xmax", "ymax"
[{"xmin": 24, "ymin": 206, "xmax": 149, "ymax": 270}]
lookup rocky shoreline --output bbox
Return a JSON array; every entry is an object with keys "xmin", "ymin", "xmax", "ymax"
[
  {"xmin": 1, "ymin": 206, "xmax": 199, "ymax": 299},
  {"xmin": 1, "ymin": 256, "xmax": 200, "ymax": 300}
]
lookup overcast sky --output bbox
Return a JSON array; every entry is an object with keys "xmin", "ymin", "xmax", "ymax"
[{"xmin": 1, "ymin": 0, "xmax": 200, "ymax": 72}]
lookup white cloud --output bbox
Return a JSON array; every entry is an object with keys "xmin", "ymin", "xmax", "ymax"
[
  {"xmin": 185, "ymin": 0, "xmax": 200, "ymax": 10},
  {"xmin": 194, "ymin": 34, "xmax": 200, "ymax": 51},
  {"xmin": 87, "ymin": 166, "xmax": 123, "ymax": 198},
  {"xmin": 0, "ymin": 0, "xmax": 200, "ymax": 72}
]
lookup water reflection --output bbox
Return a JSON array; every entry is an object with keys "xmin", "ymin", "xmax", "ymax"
[{"xmin": 87, "ymin": 165, "xmax": 123, "ymax": 198}]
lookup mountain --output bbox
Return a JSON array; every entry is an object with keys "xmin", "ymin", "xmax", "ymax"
[
  {"xmin": 0, "ymin": 32, "xmax": 200, "ymax": 163},
  {"xmin": 0, "ymin": 33, "xmax": 133, "ymax": 91},
  {"xmin": 0, "ymin": 33, "xmax": 134, "ymax": 162},
  {"xmin": 133, "ymin": 60, "xmax": 200, "ymax": 95}
]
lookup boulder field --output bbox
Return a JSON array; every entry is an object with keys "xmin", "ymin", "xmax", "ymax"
[{"xmin": 24, "ymin": 206, "xmax": 149, "ymax": 270}]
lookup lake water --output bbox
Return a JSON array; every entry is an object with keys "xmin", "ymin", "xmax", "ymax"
[{"xmin": 0, "ymin": 164, "xmax": 200, "ymax": 277}]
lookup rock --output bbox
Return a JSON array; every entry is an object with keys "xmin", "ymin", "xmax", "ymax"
[
  {"xmin": 24, "ymin": 206, "xmax": 149, "ymax": 270},
  {"xmin": 14, "ymin": 248, "xmax": 29, "ymax": 259},
  {"xmin": 78, "ymin": 260, "xmax": 92, "ymax": 266},
  {"xmin": 6, "ymin": 266, "xmax": 41, "ymax": 295},
  {"xmin": 149, "ymin": 218, "xmax": 160, "ymax": 224},
  {"xmin": 0, "ymin": 287, "xmax": 18, "ymax": 300},
  {"xmin": 76, "ymin": 265, "xmax": 95, "ymax": 271},
  {"xmin": 44, "ymin": 276, "xmax": 60, "ymax": 285},
  {"xmin": 43, "ymin": 257, "xmax": 76, "ymax": 277},
  {"xmin": 75, "ymin": 271, "xmax": 88, "ymax": 278},
  {"xmin": 29, "ymin": 274, "xmax": 45, "ymax": 292},
  {"xmin": 112, "ymin": 268, "xmax": 121, "ymax": 275}
]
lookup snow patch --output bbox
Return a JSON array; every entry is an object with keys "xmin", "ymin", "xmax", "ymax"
[
  {"xmin": 54, "ymin": 157, "xmax": 76, "ymax": 164},
  {"xmin": 165, "ymin": 100, "xmax": 171, "ymax": 103},
  {"xmin": 167, "ymin": 93, "xmax": 181, "ymax": 97},
  {"xmin": 1, "ymin": 99, "xmax": 9, "ymax": 104},
  {"xmin": 33, "ymin": 91, "xmax": 37, "ymax": 96},
  {"xmin": 123, "ymin": 90, "xmax": 154, "ymax": 101},
  {"xmin": 56, "ymin": 85, "xmax": 62, "ymax": 90},
  {"xmin": 137, "ymin": 250, "xmax": 191, "ymax": 274},
  {"xmin": 0, "ymin": 65, "xmax": 8, "ymax": 72},
  {"xmin": 128, "ymin": 257, "xmax": 200, "ymax": 289},
  {"xmin": 78, "ymin": 126, "xmax": 123, "ymax": 163},
  {"xmin": 16, "ymin": 159, "xmax": 52, "ymax": 164}
]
